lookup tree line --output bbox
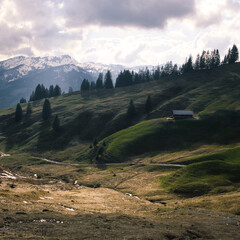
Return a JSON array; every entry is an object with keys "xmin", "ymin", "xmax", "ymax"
[
  {"xmin": 80, "ymin": 44, "xmax": 239, "ymax": 91},
  {"xmin": 19, "ymin": 44, "xmax": 239, "ymax": 102},
  {"xmin": 80, "ymin": 70, "xmax": 114, "ymax": 91},
  {"xmin": 29, "ymin": 84, "xmax": 62, "ymax": 101}
]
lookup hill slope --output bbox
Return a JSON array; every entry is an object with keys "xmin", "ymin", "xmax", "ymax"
[{"xmin": 0, "ymin": 63, "xmax": 240, "ymax": 161}]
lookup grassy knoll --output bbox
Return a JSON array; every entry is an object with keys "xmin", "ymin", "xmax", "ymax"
[
  {"xmin": 173, "ymin": 145, "xmax": 240, "ymax": 165},
  {"xmin": 162, "ymin": 160, "xmax": 240, "ymax": 196},
  {"xmin": 161, "ymin": 144, "xmax": 240, "ymax": 196},
  {"xmin": 96, "ymin": 110, "xmax": 240, "ymax": 162}
]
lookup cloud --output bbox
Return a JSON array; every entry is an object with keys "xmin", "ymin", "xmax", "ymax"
[
  {"xmin": 63, "ymin": 0, "xmax": 195, "ymax": 29},
  {"xmin": 0, "ymin": 0, "xmax": 239, "ymax": 67},
  {"xmin": 13, "ymin": 47, "xmax": 34, "ymax": 56},
  {"xmin": 194, "ymin": 0, "xmax": 240, "ymax": 28},
  {"xmin": 0, "ymin": 23, "xmax": 31, "ymax": 54},
  {"xmin": 115, "ymin": 44, "xmax": 145, "ymax": 65}
]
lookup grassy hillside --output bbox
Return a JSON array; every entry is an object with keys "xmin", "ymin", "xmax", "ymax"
[
  {"xmin": 162, "ymin": 147, "xmax": 240, "ymax": 196},
  {"xmin": 94, "ymin": 110, "xmax": 240, "ymax": 162},
  {"xmin": 0, "ymin": 62, "xmax": 240, "ymax": 161},
  {"xmin": 1, "ymin": 63, "xmax": 240, "ymax": 239}
]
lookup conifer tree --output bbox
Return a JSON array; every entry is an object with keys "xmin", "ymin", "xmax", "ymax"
[
  {"xmin": 115, "ymin": 70, "xmax": 133, "ymax": 88},
  {"xmin": 42, "ymin": 99, "xmax": 51, "ymax": 120},
  {"xmin": 52, "ymin": 115, "xmax": 60, "ymax": 132},
  {"xmin": 29, "ymin": 91, "xmax": 35, "ymax": 101},
  {"xmin": 127, "ymin": 99, "xmax": 136, "ymax": 120},
  {"xmin": 153, "ymin": 66, "xmax": 161, "ymax": 80},
  {"xmin": 214, "ymin": 49, "xmax": 221, "ymax": 67},
  {"xmin": 145, "ymin": 95, "xmax": 152, "ymax": 114},
  {"xmin": 222, "ymin": 55, "xmax": 228, "ymax": 64},
  {"xmin": 26, "ymin": 102, "xmax": 32, "ymax": 115},
  {"xmin": 15, "ymin": 103, "xmax": 23, "ymax": 122},
  {"xmin": 49, "ymin": 85, "xmax": 55, "ymax": 97},
  {"xmin": 104, "ymin": 70, "xmax": 113, "ymax": 89},
  {"xmin": 20, "ymin": 98, "xmax": 27, "ymax": 103},
  {"xmin": 90, "ymin": 81, "xmax": 96, "ymax": 90},
  {"xmin": 186, "ymin": 56, "xmax": 193, "ymax": 72},
  {"xmin": 81, "ymin": 79, "xmax": 90, "ymax": 91},
  {"xmin": 229, "ymin": 44, "xmax": 239, "ymax": 63},
  {"xmin": 145, "ymin": 68, "xmax": 151, "ymax": 81},
  {"xmin": 226, "ymin": 48, "xmax": 231, "ymax": 63},
  {"xmin": 34, "ymin": 84, "xmax": 42, "ymax": 100},
  {"xmin": 200, "ymin": 51, "xmax": 206, "ymax": 69},
  {"xmin": 54, "ymin": 85, "xmax": 61, "ymax": 96},
  {"xmin": 194, "ymin": 54, "xmax": 200, "ymax": 70},
  {"xmin": 96, "ymin": 73, "xmax": 103, "ymax": 89},
  {"xmin": 205, "ymin": 51, "xmax": 211, "ymax": 69}
]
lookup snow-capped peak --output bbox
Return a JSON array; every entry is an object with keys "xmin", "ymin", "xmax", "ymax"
[{"xmin": 0, "ymin": 55, "xmax": 78, "ymax": 71}]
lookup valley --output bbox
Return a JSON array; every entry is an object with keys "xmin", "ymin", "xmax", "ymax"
[
  {"xmin": 1, "ymin": 155, "xmax": 240, "ymax": 240},
  {"xmin": 0, "ymin": 62, "xmax": 240, "ymax": 239}
]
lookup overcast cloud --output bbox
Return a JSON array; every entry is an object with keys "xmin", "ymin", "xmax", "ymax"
[
  {"xmin": 0, "ymin": 0, "xmax": 239, "ymax": 66},
  {"xmin": 62, "ymin": 0, "xmax": 195, "ymax": 28}
]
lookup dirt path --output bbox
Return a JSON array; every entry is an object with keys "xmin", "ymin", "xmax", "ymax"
[{"xmin": 39, "ymin": 157, "xmax": 185, "ymax": 167}]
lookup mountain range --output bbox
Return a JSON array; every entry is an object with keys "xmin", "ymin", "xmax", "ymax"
[{"xmin": 0, "ymin": 55, "xmax": 152, "ymax": 109}]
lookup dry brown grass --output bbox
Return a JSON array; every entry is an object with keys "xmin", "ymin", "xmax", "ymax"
[{"xmin": 1, "ymin": 161, "xmax": 240, "ymax": 239}]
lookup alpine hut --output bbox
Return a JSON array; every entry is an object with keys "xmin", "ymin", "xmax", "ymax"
[{"xmin": 172, "ymin": 110, "xmax": 194, "ymax": 120}]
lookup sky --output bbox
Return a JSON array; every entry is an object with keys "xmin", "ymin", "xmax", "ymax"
[{"xmin": 0, "ymin": 0, "xmax": 240, "ymax": 66}]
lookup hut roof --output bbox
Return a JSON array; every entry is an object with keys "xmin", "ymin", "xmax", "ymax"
[{"xmin": 172, "ymin": 110, "xmax": 194, "ymax": 116}]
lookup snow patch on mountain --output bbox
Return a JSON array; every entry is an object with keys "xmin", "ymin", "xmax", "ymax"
[
  {"xmin": 0, "ymin": 55, "xmax": 155, "ymax": 84},
  {"xmin": 0, "ymin": 55, "xmax": 81, "ymax": 83},
  {"xmin": 0, "ymin": 55, "xmax": 77, "ymax": 71}
]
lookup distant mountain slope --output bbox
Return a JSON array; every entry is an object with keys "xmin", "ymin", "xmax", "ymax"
[
  {"xmin": 0, "ymin": 55, "xmax": 94, "ymax": 108},
  {"xmin": 79, "ymin": 62, "xmax": 154, "ymax": 80}
]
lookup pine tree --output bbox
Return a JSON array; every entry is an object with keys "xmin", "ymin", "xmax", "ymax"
[
  {"xmin": 29, "ymin": 91, "xmax": 35, "ymax": 101},
  {"xmin": 96, "ymin": 73, "xmax": 103, "ymax": 89},
  {"xmin": 115, "ymin": 70, "xmax": 133, "ymax": 88},
  {"xmin": 34, "ymin": 84, "xmax": 42, "ymax": 100},
  {"xmin": 153, "ymin": 66, "xmax": 161, "ymax": 80},
  {"xmin": 34, "ymin": 84, "xmax": 48, "ymax": 100},
  {"xmin": 15, "ymin": 103, "xmax": 23, "ymax": 122},
  {"xmin": 52, "ymin": 115, "xmax": 60, "ymax": 132},
  {"xmin": 26, "ymin": 102, "xmax": 32, "ymax": 115},
  {"xmin": 186, "ymin": 56, "xmax": 193, "ymax": 72},
  {"xmin": 205, "ymin": 51, "xmax": 211, "ymax": 69},
  {"xmin": 145, "ymin": 68, "xmax": 151, "ymax": 81},
  {"xmin": 90, "ymin": 81, "xmax": 96, "ymax": 90},
  {"xmin": 215, "ymin": 49, "xmax": 220, "ymax": 67},
  {"xmin": 49, "ymin": 85, "xmax": 55, "ymax": 97},
  {"xmin": 229, "ymin": 44, "xmax": 239, "ymax": 63},
  {"xmin": 127, "ymin": 99, "xmax": 136, "ymax": 120},
  {"xmin": 42, "ymin": 99, "xmax": 51, "ymax": 120},
  {"xmin": 145, "ymin": 95, "xmax": 152, "ymax": 114},
  {"xmin": 200, "ymin": 51, "xmax": 206, "ymax": 69},
  {"xmin": 194, "ymin": 54, "xmax": 200, "ymax": 70},
  {"xmin": 104, "ymin": 70, "xmax": 113, "ymax": 89},
  {"xmin": 20, "ymin": 98, "xmax": 27, "ymax": 103},
  {"xmin": 81, "ymin": 79, "xmax": 90, "ymax": 91},
  {"xmin": 54, "ymin": 85, "xmax": 62, "ymax": 96},
  {"xmin": 222, "ymin": 55, "xmax": 228, "ymax": 64},
  {"xmin": 226, "ymin": 48, "xmax": 231, "ymax": 63},
  {"xmin": 172, "ymin": 64, "xmax": 179, "ymax": 76}
]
